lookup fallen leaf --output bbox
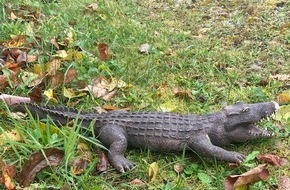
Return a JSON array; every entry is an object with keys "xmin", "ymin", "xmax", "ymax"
[
  {"xmin": 44, "ymin": 89, "xmax": 57, "ymax": 102},
  {"xmin": 18, "ymin": 148, "xmax": 64, "ymax": 187},
  {"xmin": 72, "ymin": 143, "xmax": 93, "ymax": 175},
  {"xmin": 2, "ymin": 35, "xmax": 26, "ymax": 48},
  {"xmin": 157, "ymin": 83, "xmax": 168, "ymax": 97},
  {"xmin": 173, "ymin": 163, "xmax": 184, "ymax": 174},
  {"xmin": 276, "ymin": 90, "xmax": 290, "ymax": 104},
  {"xmin": 274, "ymin": 105, "xmax": 290, "ymax": 122},
  {"xmin": 63, "ymin": 87, "xmax": 87, "ymax": 99},
  {"xmin": 64, "ymin": 68, "xmax": 77, "ymax": 84},
  {"xmin": 148, "ymin": 162, "xmax": 159, "ymax": 181},
  {"xmin": 172, "ymin": 87, "xmax": 193, "ymax": 99},
  {"xmin": 139, "ymin": 43, "xmax": 150, "ymax": 54},
  {"xmin": 49, "ymin": 72, "xmax": 64, "ymax": 88},
  {"xmin": 158, "ymin": 102, "xmax": 177, "ymax": 112},
  {"xmin": 45, "ymin": 59, "xmax": 62, "ymax": 76},
  {"xmin": 130, "ymin": 178, "xmax": 145, "ymax": 185},
  {"xmin": 101, "ymin": 89, "xmax": 117, "ymax": 101},
  {"xmin": 271, "ymin": 74, "xmax": 290, "ymax": 81},
  {"xmin": 95, "ymin": 149, "xmax": 110, "ymax": 173},
  {"xmin": 53, "ymin": 50, "xmax": 68, "ymax": 59},
  {"xmin": 16, "ymin": 51, "xmax": 27, "ymax": 64},
  {"xmin": 1, "ymin": 163, "xmax": 16, "ymax": 190},
  {"xmin": 98, "ymin": 43, "xmax": 109, "ymax": 61},
  {"xmin": 278, "ymin": 176, "xmax": 290, "ymax": 190},
  {"xmin": 258, "ymin": 154, "xmax": 286, "ymax": 166},
  {"xmin": 50, "ymin": 38, "xmax": 60, "ymax": 50},
  {"xmin": 224, "ymin": 164, "xmax": 269, "ymax": 190},
  {"xmin": 0, "ymin": 129, "xmax": 22, "ymax": 145}
]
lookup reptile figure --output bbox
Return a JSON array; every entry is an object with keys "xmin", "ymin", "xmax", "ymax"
[{"xmin": 10, "ymin": 101, "xmax": 279, "ymax": 172}]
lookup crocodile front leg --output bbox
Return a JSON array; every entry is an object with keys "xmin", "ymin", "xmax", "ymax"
[
  {"xmin": 98, "ymin": 125, "xmax": 135, "ymax": 172},
  {"xmin": 188, "ymin": 134, "xmax": 245, "ymax": 163}
]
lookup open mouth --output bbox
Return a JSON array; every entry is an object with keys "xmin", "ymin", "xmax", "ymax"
[{"xmin": 247, "ymin": 101, "xmax": 279, "ymax": 137}]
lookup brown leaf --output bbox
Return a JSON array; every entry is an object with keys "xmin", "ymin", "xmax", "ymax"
[
  {"xmin": 2, "ymin": 35, "xmax": 26, "ymax": 48},
  {"xmin": 276, "ymin": 90, "xmax": 290, "ymax": 105},
  {"xmin": 157, "ymin": 83, "xmax": 168, "ymax": 97},
  {"xmin": 29, "ymin": 87, "xmax": 43, "ymax": 103},
  {"xmin": 1, "ymin": 165, "xmax": 16, "ymax": 190},
  {"xmin": 97, "ymin": 43, "xmax": 109, "ymax": 61},
  {"xmin": 0, "ymin": 71, "xmax": 18, "ymax": 90},
  {"xmin": 224, "ymin": 164, "xmax": 269, "ymax": 190},
  {"xmin": 45, "ymin": 59, "xmax": 62, "ymax": 76},
  {"xmin": 64, "ymin": 68, "xmax": 77, "ymax": 84},
  {"xmin": 16, "ymin": 51, "xmax": 27, "ymax": 64},
  {"xmin": 18, "ymin": 148, "xmax": 64, "ymax": 187},
  {"xmin": 49, "ymin": 72, "xmax": 64, "ymax": 88},
  {"xmin": 130, "ymin": 178, "xmax": 145, "ymax": 185},
  {"xmin": 50, "ymin": 38, "xmax": 60, "ymax": 50},
  {"xmin": 278, "ymin": 176, "xmax": 290, "ymax": 190},
  {"xmin": 173, "ymin": 87, "xmax": 193, "ymax": 99},
  {"xmin": 101, "ymin": 89, "xmax": 117, "ymax": 101},
  {"xmin": 95, "ymin": 149, "xmax": 110, "ymax": 173},
  {"xmin": 72, "ymin": 158, "xmax": 89, "ymax": 175},
  {"xmin": 173, "ymin": 163, "xmax": 184, "ymax": 174},
  {"xmin": 26, "ymin": 52, "xmax": 39, "ymax": 63},
  {"xmin": 258, "ymin": 154, "xmax": 282, "ymax": 166}
]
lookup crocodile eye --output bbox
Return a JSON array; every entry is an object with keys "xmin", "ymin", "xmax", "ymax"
[{"xmin": 242, "ymin": 107, "xmax": 250, "ymax": 112}]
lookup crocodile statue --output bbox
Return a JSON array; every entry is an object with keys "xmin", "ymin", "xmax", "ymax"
[{"xmin": 10, "ymin": 101, "xmax": 279, "ymax": 172}]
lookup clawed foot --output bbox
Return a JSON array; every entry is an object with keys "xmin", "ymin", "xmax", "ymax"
[
  {"xmin": 109, "ymin": 155, "xmax": 135, "ymax": 173},
  {"xmin": 227, "ymin": 151, "xmax": 246, "ymax": 163}
]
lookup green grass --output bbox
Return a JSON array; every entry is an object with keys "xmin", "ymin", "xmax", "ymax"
[{"xmin": 0, "ymin": 0, "xmax": 289, "ymax": 189}]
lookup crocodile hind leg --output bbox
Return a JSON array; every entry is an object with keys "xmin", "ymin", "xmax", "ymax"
[
  {"xmin": 98, "ymin": 125, "xmax": 135, "ymax": 172},
  {"xmin": 188, "ymin": 134, "xmax": 245, "ymax": 163}
]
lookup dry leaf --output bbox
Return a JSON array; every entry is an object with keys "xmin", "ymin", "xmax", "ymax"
[
  {"xmin": 2, "ymin": 35, "xmax": 26, "ymax": 48},
  {"xmin": 98, "ymin": 43, "xmax": 109, "ymax": 61},
  {"xmin": 274, "ymin": 105, "xmax": 290, "ymax": 121},
  {"xmin": 0, "ymin": 129, "xmax": 22, "ymax": 145},
  {"xmin": 63, "ymin": 87, "xmax": 87, "ymax": 99},
  {"xmin": 18, "ymin": 148, "xmax": 64, "ymax": 187},
  {"xmin": 139, "ymin": 43, "xmax": 150, "ymax": 54},
  {"xmin": 1, "ymin": 164, "xmax": 16, "ymax": 190},
  {"xmin": 148, "ymin": 162, "xmax": 159, "ymax": 181},
  {"xmin": 258, "ymin": 154, "xmax": 287, "ymax": 166},
  {"xmin": 172, "ymin": 87, "xmax": 193, "ymax": 99},
  {"xmin": 95, "ymin": 149, "xmax": 110, "ymax": 173},
  {"xmin": 45, "ymin": 59, "xmax": 62, "ymax": 76},
  {"xmin": 72, "ymin": 143, "xmax": 94, "ymax": 175},
  {"xmin": 278, "ymin": 176, "xmax": 290, "ymax": 190},
  {"xmin": 224, "ymin": 164, "xmax": 269, "ymax": 190},
  {"xmin": 101, "ymin": 89, "xmax": 117, "ymax": 101},
  {"xmin": 130, "ymin": 178, "xmax": 145, "ymax": 185},
  {"xmin": 44, "ymin": 89, "xmax": 57, "ymax": 102},
  {"xmin": 173, "ymin": 163, "xmax": 184, "ymax": 174},
  {"xmin": 64, "ymin": 68, "xmax": 77, "ymax": 84},
  {"xmin": 276, "ymin": 90, "xmax": 290, "ymax": 104}
]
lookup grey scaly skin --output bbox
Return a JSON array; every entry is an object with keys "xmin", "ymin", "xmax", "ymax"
[{"xmin": 10, "ymin": 101, "xmax": 279, "ymax": 173}]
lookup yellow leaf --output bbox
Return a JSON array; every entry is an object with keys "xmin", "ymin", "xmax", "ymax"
[
  {"xmin": 277, "ymin": 90, "xmax": 290, "ymax": 105},
  {"xmin": 64, "ymin": 49, "xmax": 83, "ymax": 61},
  {"xmin": 44, "ymin": 89, "xmax": 57, "ymax": 102},
  {"xmin": 234, "ymin": 185, "xmax": 248, "ymax": 190},
  {"xmin": 63, "ymin": 87, "xmax": 87, "ymax": 99},
  {"xmin": 53, "ymin": 50, "xmax": 68, "ymax": 58},
  {"xmin": 33, "ymin": 64, "xmax": 43, "ymax": 75},
  {"xmin": 274, "ymin": 105, "xmax": 290, "ymax": 122},
  {"xmin": 158, "ymin": 102, "xmax": 177, "ymax": 112},
  {"xmin": 148, "ymin": 162, "xmax": 159, "ymax": 181},
  {"xmin": 39, "ymin": 122, "xmax": 62, "ymax": 135},
  {"xmin": 0, "ymin": 129, "xmax": 22, "ymax": 145}
]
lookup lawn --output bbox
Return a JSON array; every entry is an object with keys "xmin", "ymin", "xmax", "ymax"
[{"xmin": 0, "ymin": 0, "xmax": 289, "ymax": 189}]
